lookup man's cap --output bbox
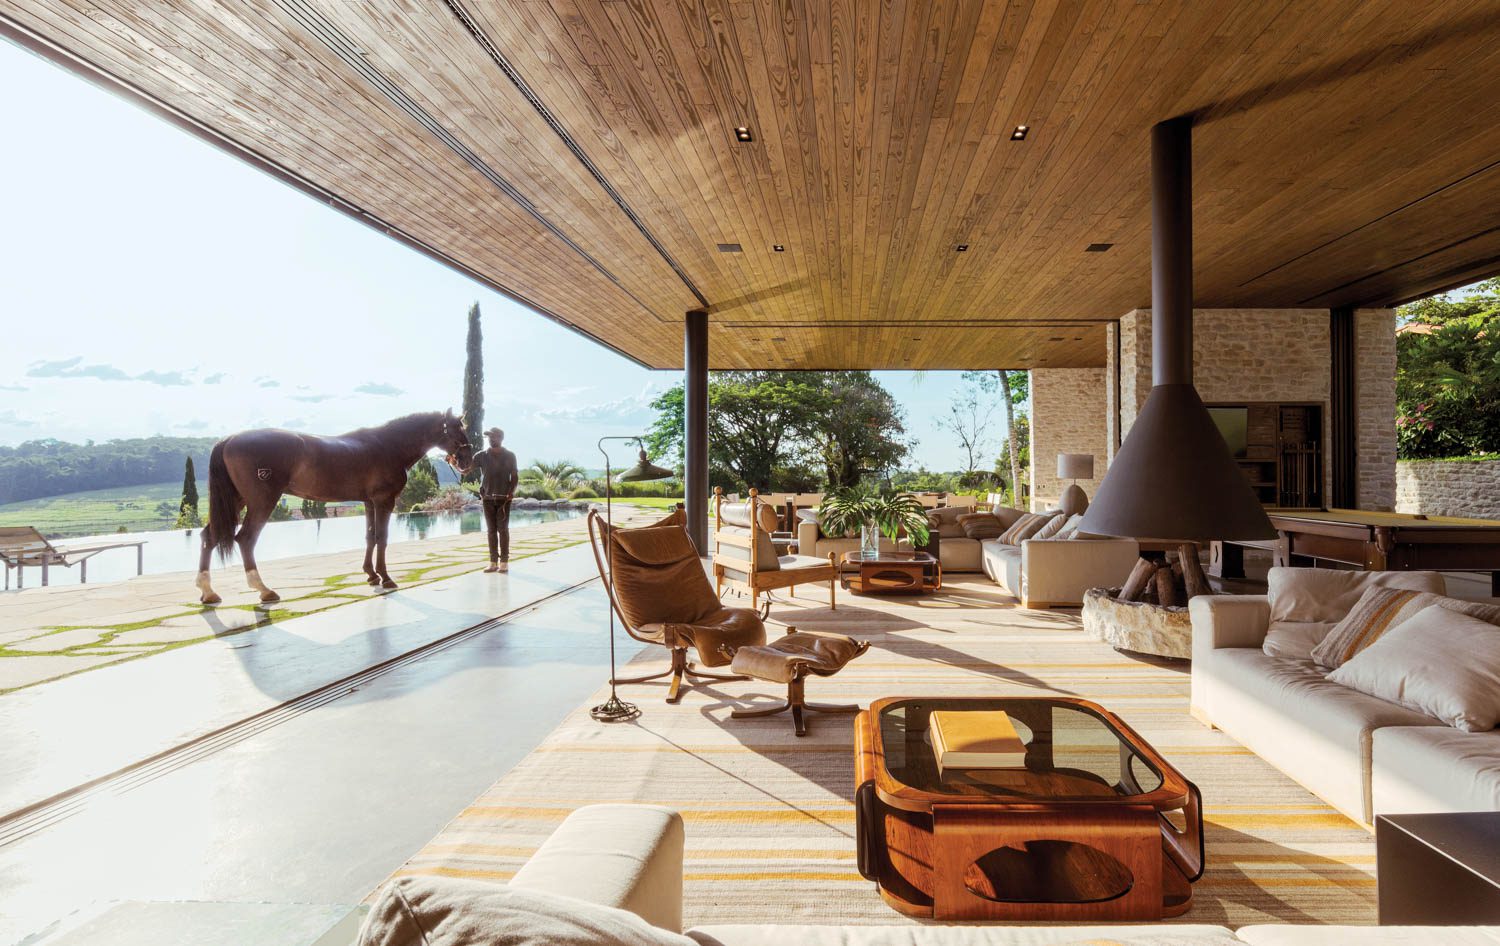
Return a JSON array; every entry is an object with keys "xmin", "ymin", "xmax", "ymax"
[{"xmin": 486, "ymin": 427, "xmax": 503, "ymax": 438}]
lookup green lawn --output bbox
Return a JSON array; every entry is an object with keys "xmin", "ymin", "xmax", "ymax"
[
  {"xmin": 0, "ymin": 482, "xmax": 197, "ymax": 538},
  {"xmin": 617, "ymin": 497, "xmax": 687, "ymax": 510}
]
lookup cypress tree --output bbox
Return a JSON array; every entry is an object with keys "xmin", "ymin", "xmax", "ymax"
[
  {"xmin": 176, "ymin": 456, "xmax": 201, "ymax": 528},
  {"xmin": 461, "ymin": 302, "xmax": 484, "ymax": 482}
]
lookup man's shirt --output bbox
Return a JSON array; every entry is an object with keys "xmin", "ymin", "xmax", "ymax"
[{"xmin": 474, "ymin": 447, "xmax": 517, "ymax": 498}]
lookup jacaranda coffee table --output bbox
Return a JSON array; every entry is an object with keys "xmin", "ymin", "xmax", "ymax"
[{"xmin": 854, "ymin": 696, "xmax": 1203, "ymax": 921}]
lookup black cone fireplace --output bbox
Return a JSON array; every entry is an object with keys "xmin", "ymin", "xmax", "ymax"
[{"xmin": 1080, "ymin": 117, "xmax": 1275, "ymax": 608}]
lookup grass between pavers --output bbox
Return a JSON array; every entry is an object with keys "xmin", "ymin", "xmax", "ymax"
[{"xmin": 0, "ymin": 520, "xmax": 626, "ymax": 696}]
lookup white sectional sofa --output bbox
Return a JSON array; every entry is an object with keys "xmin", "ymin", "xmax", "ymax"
[
  {"xmin": 353, "ymin": 804, "xmax": 1500, "ymax": 945},
  {"xmin": 1190, "ymin": 568, "xmax": 1500, "ymax": 826},
  {"xmin": 981, "ymin": 533, "xmax": 1140, "ymax": 608}
]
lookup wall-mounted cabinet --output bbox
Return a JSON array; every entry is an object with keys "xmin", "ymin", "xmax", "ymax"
[{"xmin": 1206, "ymin": 402, "xmax": 1323, "ymax": 509}]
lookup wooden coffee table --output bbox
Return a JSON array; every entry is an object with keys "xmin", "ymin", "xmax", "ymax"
[
  {"xmin": 841, "ymin": 551, "xmax": 941, "ymax": 595},
  {"xmin": 854, "ymin": 696, "xmax": 1203, "ymax": 921}
]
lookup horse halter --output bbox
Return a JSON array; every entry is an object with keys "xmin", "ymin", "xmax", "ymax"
[{"xmin": 440, "ymin": 415, "xmax": 470, "ymax": 474}]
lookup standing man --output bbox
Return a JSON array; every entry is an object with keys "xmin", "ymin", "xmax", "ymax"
[{"xmin": 475, "ymin": 427, "xmax": 518, "ymax": 573}]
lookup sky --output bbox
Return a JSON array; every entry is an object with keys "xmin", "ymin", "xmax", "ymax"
[{"xmin": 0, "ymin": 39, "xmax": 990, "ymax": 472}]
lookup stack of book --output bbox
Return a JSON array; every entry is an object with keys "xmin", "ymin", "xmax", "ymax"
[{"xmin": 930, "ymin": 709, "xmax": 1027, "ymax": 776}]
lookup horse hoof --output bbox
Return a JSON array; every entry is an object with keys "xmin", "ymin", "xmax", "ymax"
[
  {"xmin": 260, "ymin": 591, "xmax": 281, "ymax": 603},
  {"xmin": 366, "ymin": 575, "xmax": 381, "ymax": 586},
  {"xmin": 381, "ymin": 579, "xmax": 398, "ymax": 590},
  {"xmin": 201, "ymin": 594, "xmax": 222, "ymax": 606}
]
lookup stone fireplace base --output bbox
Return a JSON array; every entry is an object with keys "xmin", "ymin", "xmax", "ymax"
[{"xmin": 1082, "ymin": 587, "xmax": 1192, "ymax": 660}]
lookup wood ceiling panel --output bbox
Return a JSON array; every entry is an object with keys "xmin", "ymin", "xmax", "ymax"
[{"xmin": 5, "ymin": 0, "xmax": 1500, "ymax": 370}]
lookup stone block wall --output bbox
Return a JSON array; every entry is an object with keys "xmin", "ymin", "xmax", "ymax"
[
  {"xmin": 1396, "ymin": 460, "xmax": 1500, "ymax": 520},
  {"xmin": 1117, "ymin": 308, "xmax": 1334, "ymax": 501},
  {"xmin": 1354, "ymin": 308, "xmax": 1397, "ymax": 510},
  {"xmin": 1030, "ymin": 367, "xmax": 1108, "ymax": 511}
]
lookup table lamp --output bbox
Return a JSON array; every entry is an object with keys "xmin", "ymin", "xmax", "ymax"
[{"xmin": 1057, "ymin": 453, "xmax": 1095, "ymax": 515}]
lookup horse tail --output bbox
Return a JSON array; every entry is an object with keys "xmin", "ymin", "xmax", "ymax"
[{"xmin": 206, "ymin": 440, "xmax": 240, "ymax": 561}]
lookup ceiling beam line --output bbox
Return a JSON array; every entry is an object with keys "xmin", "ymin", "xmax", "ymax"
[
  {"xmin": 441, "ymin": 0, "xmax": 711, "ymax": 311},
  {"xmin": 272, "ymin": 0, "xmax": 672, "ymax": 325},
  {"xmin": 0, "ymin": 11, "xmax": 653, "ymax": 370}
]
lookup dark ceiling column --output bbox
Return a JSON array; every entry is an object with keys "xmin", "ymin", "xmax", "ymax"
[
  {"xmin": 1152, "ymin": 116, "xmax": 1194, "ymax": 386},
  {"xmin": 684, "ymin": 310, "xmax": 709, "ymax": 553},
  {"xmin": 1330, "ymin": 306, "xmax": 1357, "ymax": 508}
]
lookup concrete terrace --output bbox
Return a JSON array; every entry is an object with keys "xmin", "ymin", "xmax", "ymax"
[{"xmin": 0, "ymin": 506, "xmax": 661, "ymax": 694}]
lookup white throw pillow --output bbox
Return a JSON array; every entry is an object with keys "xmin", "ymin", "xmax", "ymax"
[
  {"xmin": 358, "ymin": 877, "xmax": 696, "ymax": 946},
  {"xmin": 1266, "ymin": 567, "xmax": 1446, "ymax": 625},
  {"xmin": 1262, "ymin": 620, "xmax": 1337, "ymax": 663},
  {"xmin": 1055, "ymin": 513, "xmax": 1087, "ymax": 540},
  {"xmin": 1327, "ymin": 605, "xmax": 1500, "ymax": 732},
  {"xmin": 1032, "ymin": 512, "xmax": 1071, "ymax": 540}
]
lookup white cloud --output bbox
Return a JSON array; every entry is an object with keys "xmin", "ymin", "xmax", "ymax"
[
  {"xmin": 355, "ymin": 381, "xmax": 405, "ymax": 397},
  {"xmin": 532, "ymin": 381, "xmax": 665, "ymax": 427}
]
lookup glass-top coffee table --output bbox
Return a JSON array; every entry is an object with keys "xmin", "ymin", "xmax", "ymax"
[
  {"xmin": 854, "ymin": 696, "xmax": 1203, "ymax": 921},
  {"xmin": 840, "ymin": 550, "xmax": 941, "ymax": 594}
]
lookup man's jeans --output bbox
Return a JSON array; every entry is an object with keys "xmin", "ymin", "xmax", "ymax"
[{"xmin": 482, "ymin": 496, "xmax": 512, "ymax": 562}]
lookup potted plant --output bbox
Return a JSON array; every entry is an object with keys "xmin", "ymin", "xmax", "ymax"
[{"xmin": 818, "ymin": 486, "xmax": 930, "ymax": 558}]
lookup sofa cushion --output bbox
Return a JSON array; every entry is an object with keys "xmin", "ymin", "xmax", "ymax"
[
  {"xmin": 926, "ymin": 505, "xmax": 970, "ymax": 539},
  {"xmin": 1262, "ymin": 621, "xmax": 1337, "ymax": 662},
  {"xmin": 1266, "ymin": 567, "xmax": 1446, "ymax": 625},
  {"xmin": 1327, "ymin": 606, "xmax": 1500, "ymax": 732},
  {"xmin": 958, "ymin": 512, "xmax": 1007, "ymax": 540},
  {"xmin": 717, "ymin": 525, "xmax": 779, "ymax": 571},
  {"xmin": 1313, "ymin": 588, "xmax": 1500, "ymax": 670},
  {"xmin": 358, "ymin": 877, "xmax": 695, "ymax": 946},
  {"xmin": 1032, "ymin": 512, "xmax": 1071, "ymax": 540},
  {"xmin": 1238, "ymin": 926, "xmax": 1500, "ymax": 945},
  {"xmin": 999, "ymin": 512, "xmax": 1055, "ymax": 546},
  {"xmin": 1055, "ymin": 513, "xmax": 1086, "ymax": 539},
  {"xmin": 982, "ymin": 540, "xmax": 1023, "ymax": 595},
  {"xmin": 1372, "ymin": 725, "xmax": 1500, "ymax": 815},
  {"xmin": 1199, "ymin": 647, "xmax": 1442, "ymax": 823},
  {"xmin": 940, "ymin": 536, "xmax": 983, "ymax": 572},
  {"xmin": 688, "ymin": 925, "xmax": 1242, "ymax": 946},
  {"xmin": 990, "ymin": 505, "xmax": 1027, "ymax": 529}
]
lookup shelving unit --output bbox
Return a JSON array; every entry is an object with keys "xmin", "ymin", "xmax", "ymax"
[{"xmin": 1208, "ymin": 402, "xmax": 1323, "ymax": 509}]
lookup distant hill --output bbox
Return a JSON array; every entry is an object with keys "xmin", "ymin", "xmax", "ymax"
[{"xmin": 0, "ymin": 436, "xmax": 218, "ymax": 505}]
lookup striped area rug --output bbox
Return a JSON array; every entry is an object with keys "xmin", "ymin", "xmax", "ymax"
[{"xmin": 387, "ymin": 577, "xmax": 1377, "ymax": 927}]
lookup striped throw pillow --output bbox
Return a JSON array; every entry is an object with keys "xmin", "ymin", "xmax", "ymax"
[
  {"xmin": 1311, "ymin": 586, "xmax": 1500, "ymax": 670},
  {"xmin": 957, "ymin": 512, "xmax": 1006, "ymax": 540},
  {"xmin": 996, "ymin": 512, "xmax": 1039, "ymax": 545}
]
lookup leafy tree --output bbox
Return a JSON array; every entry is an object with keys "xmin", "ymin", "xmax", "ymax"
[
  {"xmin": 269, "ymin": 499, "xmax": 292, "ymax": 522},
  {"xmin": 520, "ymin": 459, "xmax": 586, "ymax": 492},
  {"xmin": 1396, "ymin": 284, "xmax": 1500, "ymax": 458},
  {"xmin": 0, "ymin": 435, "xmax": 218, "ymax": 505},
  {"xmin": 399, "ymin": 457, "xmax": 440, "ymax": 511},
  {"xmin": 460, "ymin": 302, "xmax": 484, "ymax": 482},
  {"xmin": 808, "ymin": 371, "xmax": 910, "ymax": 488},
  {"xmin": 174, "ymin": 456, "xmax": 201, "ymax": 528},
  {"xmin": 300, "ymin": 498, "xmax": 328, "ymax": 519}
]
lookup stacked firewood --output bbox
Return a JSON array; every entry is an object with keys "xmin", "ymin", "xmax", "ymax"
[{"xmin": 1116, "ymin": 543, "xmax": 1211, "ymax": 608}]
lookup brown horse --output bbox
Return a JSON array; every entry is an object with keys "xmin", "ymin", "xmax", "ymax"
[{"xmin": 196, "ymin": 410, "xmax": 475, "ymax": 605}]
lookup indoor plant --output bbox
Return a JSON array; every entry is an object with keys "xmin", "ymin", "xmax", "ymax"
[{"xmin": 818, "ymin": 486, "xmax": 930, "ymax": 557}]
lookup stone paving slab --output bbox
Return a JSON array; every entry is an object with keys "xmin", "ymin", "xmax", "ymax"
[
  {"xmin": 0, "ymin": 654, "xmax": 130, "ymax": 691},
  {"xmin": 8, "ymin": 628, "xmax": 113, "ymax": 652}
]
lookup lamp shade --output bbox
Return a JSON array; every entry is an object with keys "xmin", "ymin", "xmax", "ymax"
[
  {"xmin": 1078, "ymin": 383, "xmax": 1276, "ymax": 541},
  {"xmin": 618, "ymin": 448, "xmax": 673, "ymax": 482},
  {"xmin": 1057, "ymin": 453, "xmax": 1094, "ymax": 480}
]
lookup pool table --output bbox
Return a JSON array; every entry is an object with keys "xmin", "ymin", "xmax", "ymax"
[{"xmin": 1214, "ymin": 508, "xmax": 1500, "ymax": 596}]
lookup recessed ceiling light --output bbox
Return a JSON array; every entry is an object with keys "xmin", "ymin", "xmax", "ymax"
[
  {"xmin": 1048, "ymin": 336, "xmax": 1065, "ymax": 342},
  {"xmin": 770, "ymin": 336, "xmax": 787, "ymax": 343},
  {"xmin": 911, "ymin": 337, "xmax": 922, "ymax": 342},
  {"xmin": 734, "ymin": 126, "xmax": 753, "ymax": 142},
  {"xmin": 1010, "ymin": 124, "xmax": 1029, "ymax": 141},
  {"xmin": 1085, "ymin": 242, "xmax": 1113, "ymax": 252},
  {"xmin": 773, "ymin": 244, "xmax": 785, "ymax": 252},
  {"xmin": 716, "ymin": 243, "xmax": 742, "ymax": 253},
  {"xmin": 1074, "ymin": 336, "xmax": 1084, "ymax": 341},
  {"xmin": 955, "ymin": 244, "xmax": 969, "ymax": 252}
]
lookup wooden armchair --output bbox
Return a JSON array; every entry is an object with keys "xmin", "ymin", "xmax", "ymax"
[{"xmin": 713, "ymin": 487, "xmax": 838, "ymax": 613}]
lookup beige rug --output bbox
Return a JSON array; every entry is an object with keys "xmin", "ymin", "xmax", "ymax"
[{"xmin": 388, "ymin": 577, "xmax": 1376, "ymax": 928}]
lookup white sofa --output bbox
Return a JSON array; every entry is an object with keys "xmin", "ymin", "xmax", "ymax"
[
  {"xmin": 1190, "ymin": 568, "xmax": 1500, "ymax": 826},
  {"xmin": 981, "ymin": 534, "xmax": 1140, "ymax": 608},
  {"xmin": 355, "ymin": 804, "xmax": 1500, "ymax": 945}
]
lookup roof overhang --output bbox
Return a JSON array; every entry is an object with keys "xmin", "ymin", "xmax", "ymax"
[{"xmin": 5, "ymin": 1, "xmax": 1500, "ymax": 370}]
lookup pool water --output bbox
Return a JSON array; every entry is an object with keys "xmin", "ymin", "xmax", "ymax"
[{"xmin": 16, "ymin": 508, "xmax": 584, "ymax": 588}]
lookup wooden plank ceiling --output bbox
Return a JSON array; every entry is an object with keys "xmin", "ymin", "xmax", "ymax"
[{"xmin": 5, "ymin": 0, "xmax": 1500, "ymax": 369}]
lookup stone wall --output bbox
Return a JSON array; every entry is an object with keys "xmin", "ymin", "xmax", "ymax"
[
  {"xmin": 1354, "ymin": 309, "xmax": 1398, "ymax": 510},
  {"xmin": 1029, "ymin": 367, "xmax": 1108, "ymax": 511},
  {"xmin": 1396, "ymin": 460, "xmax": 1500, "ymax": 520},
  {"xmin": 1117, "ymin": 308, "xmax": 1334, "ymax": 501}
]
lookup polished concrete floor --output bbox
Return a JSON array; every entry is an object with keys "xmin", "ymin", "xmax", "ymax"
[{"xmin": 0, "ymin": 580, "xmax": 637, "ymax": 945}]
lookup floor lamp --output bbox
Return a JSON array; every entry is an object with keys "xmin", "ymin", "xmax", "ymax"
[{"xmin": 591, "ymin": 436, "xmax": 673, "ymax": 723}]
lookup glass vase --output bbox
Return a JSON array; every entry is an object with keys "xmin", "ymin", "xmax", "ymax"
[{"xmin": 860, "ymin": 521, "xmax": 880, "ymax": 558}]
